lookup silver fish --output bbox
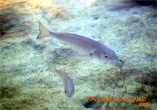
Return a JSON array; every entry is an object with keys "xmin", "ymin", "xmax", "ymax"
[
  {"xmin": 55, "ymin": 69, "xmax": 75, "ymax": 97},
  {"xmin": 37, "ymin": 22, "xmax": 122, "ymax": 63}
]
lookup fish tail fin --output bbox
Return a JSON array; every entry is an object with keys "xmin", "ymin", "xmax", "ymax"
[
  {"xmin": 46, "ymin": 61, "xmax": 55, "ymax": 72},
  {"xmin": 37, "ymin": 22, "xmax": 50, "ymax": 39}
]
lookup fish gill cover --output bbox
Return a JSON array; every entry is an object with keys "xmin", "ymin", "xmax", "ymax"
[{"xmin": 0, "ymin": 0, "xmax": 156, "ymax": 110}]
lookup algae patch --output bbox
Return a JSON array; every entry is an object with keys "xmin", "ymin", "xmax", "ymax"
[
  {"xmin": 135, "ymin": 68, "xmax": 157, "ymax": 87},
  {"xmin": 0, "ymin": 86, "xmax": 18, "ymax": 98},
  {"xmin": 0, "ymin": 85, "xmax": 48, "ymax": 109},
  {"xmin": 1, "ymin": 98, "xmax": 35, "ymax": 109}
]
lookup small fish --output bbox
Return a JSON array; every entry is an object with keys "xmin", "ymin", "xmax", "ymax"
[
  {"xmin": 37, "ymin": 22, "xmax": 123, "ymax": 63},
  {"xmin": 55, "ymin": 69, "xmax": 75, "ymax": 97}
]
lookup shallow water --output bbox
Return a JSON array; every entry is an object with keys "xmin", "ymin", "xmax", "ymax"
[{"xmin": 0, "ymin": 0, "xmax": 156, "ymax": 110}]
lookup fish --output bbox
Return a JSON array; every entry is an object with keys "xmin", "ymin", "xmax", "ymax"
[
  {"xmin": 46, "ymin": 61, "xmax": 75, "ymax": 97},
  {"xmin": 55, "ymin": 69, "xmax": 75, "ymax": 97},
  {"xmin": 37, "ymin": 22, "xmax": 123, "ymax": 63}
]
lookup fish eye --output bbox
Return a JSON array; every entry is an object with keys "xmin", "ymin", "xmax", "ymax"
[
  {"xmin": 104, "ymin": 54, "xmax": 108, "ymax": 58},
  {"xmin": 65, "ymin": 91, "xmax": 67, "ymax": 93}
]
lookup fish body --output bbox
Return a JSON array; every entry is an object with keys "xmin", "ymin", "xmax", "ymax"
[
  {"xmin": 37, "ymin": 22, "xmax": 122, "ymax": 62},
  {"xmin": 55, "ymin": 69, "xmax": 75, "ymax": 97}
]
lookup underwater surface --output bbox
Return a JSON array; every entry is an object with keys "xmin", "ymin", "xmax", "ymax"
[{"xmin": 0, "ymin": 0, "xmax": 157, "ymax": 110}]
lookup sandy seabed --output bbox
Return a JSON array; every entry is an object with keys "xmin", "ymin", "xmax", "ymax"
[{"xmin": 0, "ymin": 0, "xmax": 156, "ymax": 109}]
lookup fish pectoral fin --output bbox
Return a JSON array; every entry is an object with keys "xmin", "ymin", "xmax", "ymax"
[{"xmin": 70, "ymin": 55, "xmax": 92, "ymax": 61}]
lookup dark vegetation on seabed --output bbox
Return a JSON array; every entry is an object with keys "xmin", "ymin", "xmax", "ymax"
[
  {"xmin": 79, "ymin": 68, "xmax": 157, "ymax": 109},
  {"xmin": 0, "ymin": 1, "xmax": 30, "ymax": 40},
  {"xmin": 132, "ymin": 0, "xmax": 157, "ymax": 7},
  {"xmin": 0, "ymin": 0, "xmax": 64, "ymax": 40}
]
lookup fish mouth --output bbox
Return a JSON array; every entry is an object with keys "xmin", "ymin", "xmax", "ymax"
[
  {"xmin": 112, "ymin": 58, "xmax": 124, "ymax": 65},
  {"xmin": 119, "ymin": 59, "xmax": 124, "ymax": 65},
  {"xmin": 67, "ymin": 93, "xmax": 74, "ymax": 97},
  {"xmin": 37, "ymin": 35, "xmax": 41, "ymax": 39}
]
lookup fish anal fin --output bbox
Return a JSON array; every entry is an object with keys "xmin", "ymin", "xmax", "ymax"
[{"xmin": 59, "ymin": 42, "xmax": 67, "ymax": 45}]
